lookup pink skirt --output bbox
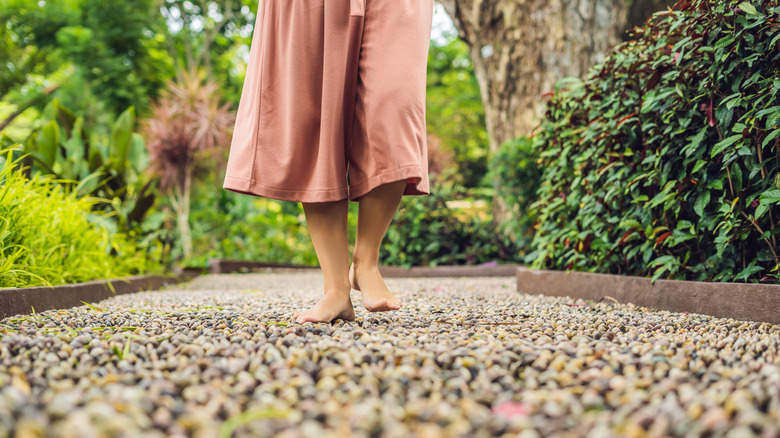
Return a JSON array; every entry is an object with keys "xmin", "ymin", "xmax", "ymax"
[{"xmin": 222, "ymin": 0, "xmax": 434, "ymax": 202}]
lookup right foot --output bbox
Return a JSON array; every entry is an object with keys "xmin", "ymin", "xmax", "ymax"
[
  {"xmin": 293, "ymin": 291, "xmax": 355, "ymax": 323},
  {"xmin": 349, "ymin": 263, "xmax": 402, "ymax": 312}
]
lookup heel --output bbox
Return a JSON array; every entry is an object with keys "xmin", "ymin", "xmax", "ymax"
[{"xmin": 348, "ymin": 263, "xmax": 360, "ymax": 291}]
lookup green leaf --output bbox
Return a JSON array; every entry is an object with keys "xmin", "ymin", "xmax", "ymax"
[
  {"xmin": 734, "ymin": 261, "xmax": 763, "ymax": 282},
  {"xmin": 619, "ymin": 219, "xmax": 643, "ymax": 230},
  {"xmin": 711, "ymin": 134, "xmax": 742, "ymax": 157},
  {"xmin": 691, "ymin": 159, "xmax": 707, "ymax": 174},
  {"xmin": 706, "ymin": 178, "xmax": 723, "ymax": 190},
  {"xmin": 641, "ymin": 88, "xmax": 677, "ymax": 114},
  {"xmin": 686, "ymin": 129, "xmax": 707, "ymax": 156},
  {"xmin": 737, "ymin": 2, "xmax": 759, "ymax": 15},
  {"xmin": 731, "ymin": 164, "xmax": 743, "ymax": 193},
  {"xmin": 127, "ymin": 133, "xmax": 148, "ymax": 172},
  {"xmin": 37, "ymin": 121, "xmax": 60, "ymax": 170},
  {"xmin": 760, "ymin": 190, "xmax": 780, "ymax": 204},
  {"xmin": 122, "ymin": 339, "xmax": 131, "ymax": 359},
  {"xmin": 109, "ymin": 106, "xmax": 135, "ymax": 177},
  {"xmin": 755, "ymin": 190, "xmax": 780, "ymax": 219},
  {"xmin": 753, "ymin": 204, "xmax": 769, "ymax": 220},
  {"xmin": 763, "ymin": 129, "xmax": 780, "ymax": 148},
  {"xmin": 694, "ymin": 191, "xmax": 710, "ymax": 217}
]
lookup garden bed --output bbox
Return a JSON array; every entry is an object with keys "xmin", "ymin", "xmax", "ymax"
[
  {"xmin": 0, "ymin": 273, "xmax": 199, "ymax": 320},
  {"xmin": 516, "ymin": 267, "xmax": 780, "ymax": 326}
]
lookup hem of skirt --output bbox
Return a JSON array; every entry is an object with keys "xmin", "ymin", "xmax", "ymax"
[
  {"xmin": 348, "ymin": 165, "xmax": 430, "ymax": 202},
  {"xmin": 223, "ymin": 176, "xmax": 349, "ymax": 202}
]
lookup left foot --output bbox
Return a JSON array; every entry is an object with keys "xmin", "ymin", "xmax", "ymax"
[
  {"xmin": 350, "ymin": 263, "xmax": 402, "ymax": 312},
  {"xmin": 293, "ymin": 290, "xmax": 355, "ymax": 323}
]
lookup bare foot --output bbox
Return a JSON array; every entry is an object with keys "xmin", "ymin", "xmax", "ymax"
[
  {"xmin": 293, "ymin": 291, "xmax": 355, "ymax": 323},
  {"xmin": 349, "ymin": 263, "xmax": 402, "ymax": 312}
]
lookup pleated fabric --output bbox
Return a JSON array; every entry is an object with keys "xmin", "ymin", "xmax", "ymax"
[{"xmin": 222, "ymin": 0, "xmax": 433, "ymax": 202}]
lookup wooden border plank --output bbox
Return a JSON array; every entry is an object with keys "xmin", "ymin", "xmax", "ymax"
[
  {"xmin": 0, "ymin": 273, "xmax": 198, "ymax": 320},
  {"xmin": 208, "ymin": 258, "xmax": 520, "ymax": 277},
  {"xmin": 516, "ymin": 266, "xmax": 780, "ymax": 325},
  {"xmin": 208, "ymin": 259, "xmax": 318, "ymax": 274},
  {"xmin": 379, "ymin": 265, "xmax": 520, "ymax": 278}
]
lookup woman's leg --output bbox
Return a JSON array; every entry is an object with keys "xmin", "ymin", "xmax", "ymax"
[
  {"xmin": 351, "ymin": 179, "xmax": 407, "ymax": 311},
  {"xmin": 293, "ymin": 199, "xmax": 354, "ymax": 323}
]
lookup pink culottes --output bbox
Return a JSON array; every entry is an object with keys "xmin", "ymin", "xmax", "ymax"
[{"xmin": 222, "ymin": 0, "xmax": 434, "ymax": 202}]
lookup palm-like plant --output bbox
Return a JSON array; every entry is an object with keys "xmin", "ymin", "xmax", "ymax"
[{"xmin": 142, "ymin": 68, "xmax": 235, "ymax": 258}]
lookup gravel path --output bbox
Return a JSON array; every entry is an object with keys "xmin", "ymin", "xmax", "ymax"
[{"xmin": 1, "ymin": 272, "xmax": 779, "ymax": 437}]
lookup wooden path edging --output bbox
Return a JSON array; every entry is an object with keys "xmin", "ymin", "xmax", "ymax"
[
  {"xmin": 0, "ymin": 273, "xmax": 198, "ymax": 320},
  {"xmin": 208, "ymin": 259, "xmax": 319, "ymax": 274},
  {"xmin": 209, "ymin": 258, "xmax": 520, "ymax": 278},
  {"xmin": 379, "ymin": 264, "xmax": 520, "ymax": 278},
  {"xmin": 516, "ymin": 266, "xmax": 780, "ymax": 326}
]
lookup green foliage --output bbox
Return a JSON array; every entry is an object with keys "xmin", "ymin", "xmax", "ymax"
[
  {"xmin": 0, "ymin": 147, "xmax": 162, "ymax": 288},
  {"xmin": 0, "ymin": 0, "xmax": 73, "ymax": 101},
  {"xmin": 426, "ymin": 36, "xmax": 489, "ymax": 187},
  {"xmin": 179, "ymin": 179, "xmax": 319, "ymax": 268},
  {"xmin": 524, "ymin": 0, "xmax": 780, "ymax": 283},
  {"xmin": 159, "ymin": 0, "xmax": 257, "ymax": 106},
  {"xmin": 52, "ymin": 0, "xmax": 172, "ymax": 114},
  {"xmin": 381, "ymin": 173, "xmax": 521, "ymax": 267},
  {"xmin": 5, "ymin": 99, "xmax": 158, "ymax": 235},
  {"xmin": 488, "ymin": 137, "xmax": 544, "ymax": 251},
  {"xmin": 0, "ymin": 0, "xmax": 172, "ymax": 125}
]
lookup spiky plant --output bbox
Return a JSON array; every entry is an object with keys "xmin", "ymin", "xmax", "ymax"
[{"xmin": 142, "ymin": 68, "xmax": 235, "ymax": 258}]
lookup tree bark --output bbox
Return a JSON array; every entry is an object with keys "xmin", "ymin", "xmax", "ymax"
[
  {"xmin": 438, "ymin": 0, "xmax": 676, "ymax": 225},
  {"xmin": 439, "ymin": 0, "xmax": 627, "ymax": 151}
]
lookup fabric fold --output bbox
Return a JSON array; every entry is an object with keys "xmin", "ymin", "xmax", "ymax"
[{"xmin": 350, "ymin": 0, "xmax": 365, "ymax": 16}]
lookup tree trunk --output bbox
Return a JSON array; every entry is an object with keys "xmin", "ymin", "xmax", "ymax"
[
  {"xmin": 439, "ymin": 0, "xmax": 627, "ymax": 151},
  {"xmin": 438, "ymin": 0, "xmax": 675, "ymax": 225}
]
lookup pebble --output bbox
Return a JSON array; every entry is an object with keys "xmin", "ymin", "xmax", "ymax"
[{"xmin": 0, "ymin": 272, "xmax": 779, "ymax": 437}]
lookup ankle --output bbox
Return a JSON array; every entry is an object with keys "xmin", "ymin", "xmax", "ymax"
[
  {"xmin": 323, "ymin": 280, "xmax": 351, "ymax": 295},
  {"xmin": 351, "ymin": 255, "xmax": 378, "ymax": 271}
]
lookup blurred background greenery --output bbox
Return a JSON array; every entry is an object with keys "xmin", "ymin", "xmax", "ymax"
[{"xmin": 0, "ymin": 0, "xmax": 504, "ymax": 287}]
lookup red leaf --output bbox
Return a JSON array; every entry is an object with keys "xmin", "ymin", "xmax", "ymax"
[
  {"xmin": 618, "ymin": 229, "xmax": 635, "ymax": 246},
  {"xmin": 646, "ymin": 70, "xmax": 663, "ymax": 90},
  {"xmin": 616, "ymin": 112, "xmax": 637, "ymax": 127},
  {"xmin": 703, "ymin": 96, "xmax": 715, "ymax": 127},
  {"xmin": 672, "ymin": 0, "xmax": 692, "ymax": 10},
  {"xmin": 751, "ymin": 199, "xmax": 759, "ymax": 208},
  {"xmin": 655, "ymin": 231, "xmax": 672, "ymax": 247}
]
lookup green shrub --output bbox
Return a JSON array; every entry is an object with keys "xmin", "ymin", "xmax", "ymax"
[
  {"xmin": 524, "ymin": 0, "xmax": 780, "ymax": 283},
  {"xmin": 179, "ymin": 179, "xmax": 320, "ymax": 268},
  {"xmin": 381, "ymin": 172, "xmax": 522, "ymax": 267},
  {"xmin": 0, "ymin": 147, "xmax": 162, "ymax": 288},
  {"xmin": 488, "ymin": 137, "xmax": 543, "ymax": 252}
]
